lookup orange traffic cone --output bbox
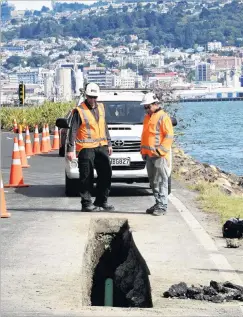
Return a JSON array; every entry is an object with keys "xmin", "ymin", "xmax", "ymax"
[
  {"xmin": 25, "ymin": 126, "xmax": 33, "ymax": 157},
  {"xmin": 13, "ymin": 119, "xmax": 18, "ymax": 133},
  {"xmin": 1, "ymin": 173, "xmax": 11, "ymax": 218},
  {"xmin": 32, "ymin": 125, "xmax": 41, "ymax": 155},
  {"xmin": 45, "ymin": 124, "xmax": 52, "ymax": 152},
  {"xmin": 52, "ymin": 126, "xmax": 60, "ymax": 150},
  {"xmin": 18, "ymin": 126, "xmax": 30, "ymax": 168},
  {"xmin": 4, "ymin": 138, "xmax": 29, "ymax": 188},
  {"xmin": 40, "ymin": 125, "xmax": 49, "ymax": 153}
]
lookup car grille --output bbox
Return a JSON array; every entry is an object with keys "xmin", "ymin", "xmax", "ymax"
[
  {"xmin": 112, "ymin": 161, "xmax": 146, "ymax": 170},
  {"xmin": 111, "ymin": 140, "xmax": 140, "ymax": 152}
]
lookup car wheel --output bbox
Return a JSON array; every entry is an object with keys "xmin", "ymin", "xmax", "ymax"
[
  {"xmin": 59, "ymin": 145, "xmax": 65, "ymax": 157},
  {"xmin": 65, "ymin": 174, "xmax": 80, "ymax": 197},
  {"xmin": 168, "ymin": 175, "xmax": 172, "ymax": 195}
]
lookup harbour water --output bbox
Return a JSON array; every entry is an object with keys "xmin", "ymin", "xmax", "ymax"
[{"xmin": 174, "ymin": 101, "xmax": 243, "ymax": 176}]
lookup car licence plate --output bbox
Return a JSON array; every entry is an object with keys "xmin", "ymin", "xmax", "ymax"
[{"xmin": 110, "ymin": 157, "xmax": 130, "ymax": 166}]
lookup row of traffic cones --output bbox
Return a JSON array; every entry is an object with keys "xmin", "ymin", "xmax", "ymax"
[
  {"xmin": 22, "ymin": 124, "xmax": 59, "ymax": 158},
  {"xmin": 1, "ymin": 125, "xmax": 60, "ymax": 218}
]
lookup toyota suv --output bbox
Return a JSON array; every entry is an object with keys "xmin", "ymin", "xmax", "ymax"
[{"xmin": 56, "ymin": 89, "xmax": 176, "ymax": 196}]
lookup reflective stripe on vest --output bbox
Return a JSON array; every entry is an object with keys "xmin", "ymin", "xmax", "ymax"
[
  {"xmin": 140, "ymin": 144, "xmax": 169, "ymax": 153},
  {"xmin": 76, "ymin": 137, "xmax": 107, "ymax": 143}
]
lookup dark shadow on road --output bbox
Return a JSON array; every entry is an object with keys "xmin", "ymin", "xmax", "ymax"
[
  {"xmin": 34, "ymin": 152, "xmax": 60, "ymax": 158},
  {"xmin": 15, "ymin": 185, "xmax": 65, "ymax": 197},
  {"xmin": 14, "ymin": 184, "xmax": 152, "ymax": 198},
  {"xmin": 194, "ymin": 268, "xmax": 243, "ymax": 274},
  {"xmin": 110, "ymin": 185, "xmax": 152, "ymax": 197},
  {"xmin": 9, "ymin": 207, "xmax": 147, "ymax": 215}
]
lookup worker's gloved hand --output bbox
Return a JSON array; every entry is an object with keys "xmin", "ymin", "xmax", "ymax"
[
  {"xmin": 108, "ymin": 146, "xmax": 113, "ymax": 156},
  {"xmin": 142, "ymin": 155, "xmax": 147, "ymax": 161},
  {"xmin": 67, "ymin": 152, "xmax": 75, "ymax": 161}
]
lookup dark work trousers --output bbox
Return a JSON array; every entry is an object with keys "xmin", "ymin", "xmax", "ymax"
[{"xmin": 78, "ymin": 146, "xmax": 112, "ymax": 207}]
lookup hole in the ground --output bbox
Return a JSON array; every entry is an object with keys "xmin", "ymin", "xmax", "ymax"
[{"xmin": 82, "ymin": 218, "xmax": 153, "ymax": 308}]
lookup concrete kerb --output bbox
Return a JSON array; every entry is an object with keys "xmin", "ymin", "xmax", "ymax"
[{"xmin": 169, "ymin": 193, "xmax": 243, "ymax": 285}]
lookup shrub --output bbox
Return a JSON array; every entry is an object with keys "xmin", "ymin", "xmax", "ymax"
[{"xmin": 0, "ymin": 101, "xmax": 75, "ymax": 132}]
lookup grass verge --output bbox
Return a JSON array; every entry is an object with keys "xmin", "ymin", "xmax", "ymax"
[{"xmin": 189, "ymin": 181, "xmax": 243, "ymax": 223}]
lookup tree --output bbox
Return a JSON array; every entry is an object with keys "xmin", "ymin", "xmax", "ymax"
[
  {"xmin": 186, "ymin": 70, "xmax": 195, "ymax": 82},
  {"xmin": 26, "ymin": 55, "xmax": 49, "ymax": 67},
  {"xmin": 138, "ymin": 65, "xmax": 150, "ymax": 75},
  {"xmin": 199, "ymin": 7, "xmax": 210, "ymax": 19},
  {"xmin": 97, "ymin": 54, "xmax": 106, "ymax": 64},
  {"xmin": 41, "ymin": 6, "xmax": 50, "ymax": 13},
  {"xmin": 73, "ymin": 41, "xmax": 88, "ymax": 51},
  {"xmin": 4, "ymin": 56, "xmax": 23, "ymax": 69},
  {"xmin": 152, "ymin": 47, "xmax": 161, "ymax": 54},
  {"xmin": 33, "ymin": 10, "xmax": 41, "ymax": 16},
  {"xmin": 24, "ymin": 10, "xmax": 32, "ymax": 17},
  {"xmin": 10, "ymin": 18, "xmax": 18, "ymax": 25},
  {"xmin": 125, "ymin": 63, "xmax": 137, "ymax": 71}
]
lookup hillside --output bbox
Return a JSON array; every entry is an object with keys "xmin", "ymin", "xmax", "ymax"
[{"xmin": 2, "ymin": 1, "xmax": 243, "ymax": 48}]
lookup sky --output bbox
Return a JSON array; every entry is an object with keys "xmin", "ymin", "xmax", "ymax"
[{"xmin": 8, "ymin": 1, "xmax": 96, "ymax": 11}]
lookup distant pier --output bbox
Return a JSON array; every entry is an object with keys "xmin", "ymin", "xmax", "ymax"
[{"xmin": 179, "ymin": 97, "xmax": 243, "ymax": 103}]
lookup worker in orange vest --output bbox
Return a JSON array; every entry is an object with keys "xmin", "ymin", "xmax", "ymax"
[
  {"xmin": 140, "ymin": 93, "xmax": 174, "ymax": 216},
  {"xmin": 66, "ymin": 83, "xmax": 114, "ymax": 212}
]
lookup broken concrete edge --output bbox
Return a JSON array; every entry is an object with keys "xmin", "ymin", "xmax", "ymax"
[
  {"xmin": 81, "ymin": 217, "xmax": 152, "ymax": 307},
  {"xmin": 81, "ymin": 217, "xmax": 127, "ymax": 306}
]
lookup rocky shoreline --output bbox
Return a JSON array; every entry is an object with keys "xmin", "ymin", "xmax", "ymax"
[{"xmin": 172, "ymin": 147, "xmax": 243, "ymax": 196}]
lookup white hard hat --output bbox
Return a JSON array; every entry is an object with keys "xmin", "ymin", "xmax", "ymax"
[
  {"xmin": 140, "ymin": 92, "xmax": 159, "ymax": 105},
  {"xmin": 85, "ymin": 83, "xmax": 100, "ymax": 97}
]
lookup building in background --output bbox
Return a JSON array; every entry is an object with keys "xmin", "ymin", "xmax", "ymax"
[
  {"xmin": 59, "ymin": 61, "xmax": 84, "ymax": 95},
  {"xmin": 195, "ymin": 63, "xmax": 211, "ymax": 81},
  {"xmin": 210, "ymin": 56, "xmax": 242, "ymax": 71},
  {"xmin": 207, "ymin": 41, "xmax": 222, "ymax": 51},
  {"xmin": 56, "ymin": 68, "xmax": 72, "ymax": 101},
  {"xmin": 44, "ymin": 75, "xmax": 55, "ymax": 99},
  {"xmin": 112, "ymin": 69, "xmax": 142, "ymax": 88},
  {"xmin": 85, "ymin": 67, "xmax": 112, "ymax": 88}
]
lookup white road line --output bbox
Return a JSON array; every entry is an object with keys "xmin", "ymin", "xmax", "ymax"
[
  {"xmin": 240, "ymin": 305, "xmax": 243, "ymax": 314},
  {"xmin": 169, "ymin": 193, "xmax": 243, "ymax": 285}
]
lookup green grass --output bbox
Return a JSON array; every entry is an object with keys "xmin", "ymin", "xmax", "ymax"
[{"xmin": 189, "ymin": 181, "xmax": 243, "ymax": 223}]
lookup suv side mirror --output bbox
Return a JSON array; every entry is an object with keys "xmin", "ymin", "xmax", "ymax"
[
  {"xmin": 56, "ymin": 118, "xmax": 70, "ymax": 129},
  {"xmin": 170, "ymin": 117, "xmax": 177, "ymax": 127}
]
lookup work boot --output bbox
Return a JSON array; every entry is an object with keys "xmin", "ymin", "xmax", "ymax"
[
  {"xmin": 81, "ymin": 204, "xmax": 97, "ymax": 212},
  {"xmin": 94, "ymin": 202, "xmax": 115, "ymax": 211},
  {"xmin": 153, "ymin": 209, "xmax": 167, "ymax": 216},
  {"xmin": 146, "ymin": 203, "xmax": 166, "ymax": 216}
]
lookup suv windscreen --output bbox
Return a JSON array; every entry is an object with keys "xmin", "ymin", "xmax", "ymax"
[{"xmin": 103, "ymin": 101, "xmax": 144, "ymax": 124}]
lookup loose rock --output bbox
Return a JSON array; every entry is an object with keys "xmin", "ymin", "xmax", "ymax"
[{"xmin": 163, "ymin": 280, "xmax": 243, "ymax": 303}]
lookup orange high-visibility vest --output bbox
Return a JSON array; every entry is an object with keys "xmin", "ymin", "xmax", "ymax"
[
  {"xmin": 75, "ymin": 102, "xmax": 108, "ymax": 152},
  {"xmin": 141, "ymin": 109, "xmax": 174, "ymax": 161}
]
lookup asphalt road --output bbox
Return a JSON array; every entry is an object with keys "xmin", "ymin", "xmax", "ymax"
[
  {"xmin": 1, "ymin": 131, "xmax": 155, "ymax": 213},
  {"xmin": 1, "ymin": 131, "xmax": 243, "ymax": 317}
]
